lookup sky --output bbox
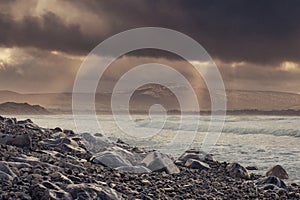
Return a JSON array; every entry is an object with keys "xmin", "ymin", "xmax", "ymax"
[{"xmin": 0, "ymin": 0, "xmax": 300, "ymax": 93}]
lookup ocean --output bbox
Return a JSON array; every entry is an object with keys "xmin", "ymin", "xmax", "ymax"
[{"xmin": 8, "ymin": 114, "xmax": 300, "ymax": 183}]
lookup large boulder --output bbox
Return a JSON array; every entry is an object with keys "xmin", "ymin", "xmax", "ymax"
[
  {"xmin": 184, "ymin": 159, "xmax": 210, "ymax": 170},
  {"xmin": 110, "ymin": 146, "xmax": 145, "ymax": 165},
  {"xmin": 266, "ymin": 165, "xmax": 289, "ymax": 179},
  {"xmin": 226, "ymin": 162, "xmax": 250, "ymax": 180},
  {"xmin": 116, "ymin": 165, "xmax": 152, "ymax": 174},
  {"xmin": 80, "ymin": 132, "xmax": 113, "ymax": 153},
  {"xmin": 141, "ymin": 151, "xmax": 180, "ymax": 174},
  {"xmin": 92, "ymin": 151, "xmax": 132, "ymax": 168}
]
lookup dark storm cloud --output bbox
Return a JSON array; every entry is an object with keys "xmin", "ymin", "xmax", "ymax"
[
  {"xmin": 66, "ymin": 0, "xmax": 300, "ymax": 65},
  {"xmin": 0, "ymin": 12, "xmax": 98, "ymax": 54},
  {"xmin": 1, "ymin": 0, "xmax": 300, "ymax": 64}
]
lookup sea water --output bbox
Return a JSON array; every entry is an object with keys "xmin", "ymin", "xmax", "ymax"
[{"xmin": 8, "ymin": 114, "xmax": 300, "ymax": 183}]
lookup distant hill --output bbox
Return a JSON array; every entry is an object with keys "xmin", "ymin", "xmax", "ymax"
[
  {"xmin": 0, "ymin": 87, "xmax": 300, "ymax": 114},
  {"xmin": 0, "ymin": 102, "xmax": 50, "ymax": 115}
]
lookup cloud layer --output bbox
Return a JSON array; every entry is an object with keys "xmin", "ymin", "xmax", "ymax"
[{"xmin": 0, "ymin": 0, "xmax": 299, "ymax": 93}]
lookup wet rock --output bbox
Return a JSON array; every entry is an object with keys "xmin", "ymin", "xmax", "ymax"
[
  {"xmin": 0, "ymin": 161, "xmax": 17, "ymax": 177},
  {"xmin": 30, "ymin": 183, "xmax": 72, "ymax": 200},
  {"xmin": 40, "ymin": 137, "xmax": 86, "ymax": 156},
  {"xmin": 51, "ymin": 132, "xmax": 66, "ymax": 139},
  {"xmin": 226, "ymin": 162, "xmax": 250, "ymax": 180},
  {"xmin": 0, "ymin": 171, "xmax": 13, "ymax": 181},
  {"xmin": 266, "ymin": 165, "xmax": 289, "ymax": 179},
  {"xmin": 63, "ymin": 129, "xmax": 76, "ymax": 136},
  {"xmin": 116, "ymin": 138, "xmax": 127, "ymax": 144},
  {"xmin": 66, "ymin": 183, "xmax": 122, "ymax": 200},
  {"xmin": 246, "ymin": 166, "xmax": 259, "ymax": 170},
  {"xmin": 17, "ymin": 119, "xmax": 40, "ymax": 130},
  {"xmin": 142, "ymin": 151, "xmax": 180, "ymax": 174},
  {"xmin": 17, "ymin": 119, "xmax": 33, "ymax": 124},
  {"xmin": 4, "ymin": 118, "xmax": 16, "ymax": 125},
  {"xmin": 53, "ymin": 127, "xmax": 63, "ymax": 133},
  {"xmin": 178, "ymin": 150, "xmax": 213, "ymax": 164},
  {"xmin": 116, "ymin": 165, "xmax": 152, "ymax": 174},
  {"xmin": 256, "ymin": 176, "xmax": 287, "ymax": 189},
  {"xmin": 49, "ymin": 172, "xmax": 73, "ymax": 184},
  {"xmin": 0, "ymin": 133, "xmax": 32, "ymax": 149},
  {"xmin": 184, "ymin": 159, "xmax": 210, "ymax": 170}
]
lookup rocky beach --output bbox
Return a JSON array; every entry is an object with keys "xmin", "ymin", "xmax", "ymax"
[{"xmin": 0, "ymin": 116, "xmax": 299, "ymax": 200}]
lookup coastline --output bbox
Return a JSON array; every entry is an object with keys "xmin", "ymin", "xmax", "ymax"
[{"xmin": 0, "ymin": 116, "xmax": 299, "ymax": 199}]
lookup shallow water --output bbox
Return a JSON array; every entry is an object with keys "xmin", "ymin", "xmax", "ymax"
[{"xmin": 6, "ymin": 114, "xmax": 300, "ymax": 183}]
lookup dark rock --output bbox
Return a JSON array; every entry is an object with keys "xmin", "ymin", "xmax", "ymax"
[
  {"xmin": 40, "ymin": 137, "xmax": 86, "ymax": 156},
  {"xmin": 0, "ymin": 171, "xmax": 13, "ymax": 181},
  {"xmin": 116, "ymin": 138, "xmax": 126, "ymax": 144},
  {"xmin": 256, "ymin": 176, "xmax": 287, "ymax": 189},
  {"xmin": 17, "ymin": 119, "xmax": 33, "ymax": 124},
  {"xmin": 178, "ymin": 150, "xmax": 213, "ymax": 164},
  {"xmin": 226, "ymin": 162, "xmax": 250, "ymax": 180},
  {"xmin": 63, "ymin": 129, "xmax": 75, "ymax": 136},
  {"xmin": 0, "ymin": 133, "xmax": 32, "ymax": 149},
  {"xmin": 142, "ymin": 151, "xmax": 180, "ymax": 174},
  {"xmin": 94, "ymin": 133, "xmax": 103, "ymax": 137},
  {"xmin": 266, "ymin": 165, "xmax": 289, "ymax": 179},
  {"xmin": 184, "ymin": 159, "xmax": 210, "ymax": 170},
  {"xmin": 66, "ymin": 183, "xmax": 121, "ymax": 200},
  {"xmin": 246, "ymin": 166, "xmax": 258, "ymax": 170},
  {"xmin": 0, "ymin": 161, "xmax": 17, "ymax": 177},
  {"xmin": 30, "ymin": 183, "xmax": 72, "ymax": 200},
  {"xmin": 53, "ymin": 127, "xmax": 63, "ymax": 133}
]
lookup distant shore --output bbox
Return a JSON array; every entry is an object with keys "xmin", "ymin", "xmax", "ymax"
[
  {"xmin": 50, "ymin": 108, "xmax": 300, "ymax": 116},
  {"xmin": 1, "ymin": 100, "xmax": 300, "ymax": 116}
]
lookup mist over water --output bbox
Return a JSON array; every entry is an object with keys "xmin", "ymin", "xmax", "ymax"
[{"xmin": 7, "ymin": 114, "xmax": 300, "ymax": 183}]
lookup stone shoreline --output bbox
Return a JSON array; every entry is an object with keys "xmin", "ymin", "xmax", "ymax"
[{"xmin": 0, "ymin": 116, "xmax": 299, "ymax": 199}]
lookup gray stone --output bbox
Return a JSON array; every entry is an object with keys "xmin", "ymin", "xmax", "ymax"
[
  {"xmin": 184, "ymin": 159, "xmax": 210, "ymax": 170},
  {"xmin": 266, "ymin": 165, "xmax": 289, "ymax": 179},
  {"xmin": 92, "ymin": 151, "xmax": 132, "ymax": 168},
  {"xmin": 142, "ymin": 151, "xmax": 180, "ymax": 174},
  {"xmin": 81, "ymin": 132, "xmax": 112, "ymax": 153},
  {"xmin": 226, "ymin": 162, "xmax": 250, "ymax": 180},
  {"xmin": 116, "ymin": 165, "xmax": 152, "ymax": 174}
]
